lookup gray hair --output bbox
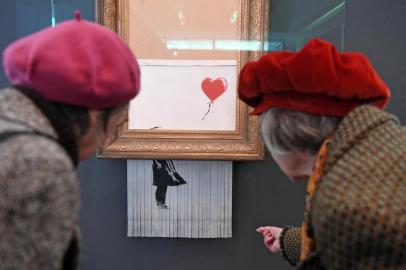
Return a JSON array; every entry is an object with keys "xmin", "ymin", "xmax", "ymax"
[{"xmin": 261, "ymin": 108, "xmax": 341, "ymax": 155}]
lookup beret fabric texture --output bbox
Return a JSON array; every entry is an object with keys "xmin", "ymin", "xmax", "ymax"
[
  {"xmin": 238, "ymin": 38, "xmax": 390, "ymax": 116},
  {"xmin": 2, "ymin": 11, "xmax": 140, "ymax": 109}
]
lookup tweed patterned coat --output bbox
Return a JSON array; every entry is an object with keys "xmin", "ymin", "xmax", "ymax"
[
  {"xmin": 279, "ymin": 105, "xmax": 406, "ymax": 269},
  {"xmin": 0, "ymin": 88, "xmax": 80, "ymax": 269}
]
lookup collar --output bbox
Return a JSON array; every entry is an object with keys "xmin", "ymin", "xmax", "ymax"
[
  {"xmin": 0, "ymin": 87, "xmax": 79, "ymax": 167},
  {"xmin": 0, "ymin": 87, "xmax": 57, "ymax": 138}
]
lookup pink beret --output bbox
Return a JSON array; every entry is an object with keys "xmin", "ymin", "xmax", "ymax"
[
  {"xmin": 2, "ymin": 11, "xmax": 140, "ymax": 109},
  {"xmin": 238, "ymin": 38, "xmax": 390, "ymax": 116}
]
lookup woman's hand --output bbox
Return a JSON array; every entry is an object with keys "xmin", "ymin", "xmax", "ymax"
[{"xmin": 256, "ymin": 226, "xmax": 283, "ymax": 253}]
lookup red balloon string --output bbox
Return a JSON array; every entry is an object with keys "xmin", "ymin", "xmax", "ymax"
[{"xmin": 202, "ymin": 100, "xmax": 214, "ymax": 120}]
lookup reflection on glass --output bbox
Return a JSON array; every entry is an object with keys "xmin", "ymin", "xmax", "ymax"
[
  {"xmin": 302, "ymin": 2, "xmax": 345, "ymax": 32},
  {"xmin": 51, "ymin": 0, "xmax": 56, "ymax": 26},
  {"xmin": 165, "ymin": 40, "xmax": 283, "ymax": 52},
  {"xmin": 166, "ymin": 40, "xmax": 213, "ymax": 50},
  {"xmin": 129, "ymin": 0, "xmax": 241, "ymax": 60},
  {"xmin": 177, "ymin": 9, "xmax": 185, "ymax": 25},
  {"xmin": 230, "ymin": 10, "xmax": 239, "ymax": 23},
  {"xmin": 49, "ymin": 0, "xmax": 94, "ymax": 27},
  {"xmin": 270, "ymin": 0, "xmax": 346, "ymax": 51}
]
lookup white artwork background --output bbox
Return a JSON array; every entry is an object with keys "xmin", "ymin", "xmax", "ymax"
[
  {"xmin": 129, "ymin": 60, "xmax": 237, "ymax": 131},
  {"xmin": 127, "ymin": 160, "xmax": 232, "ymax": 238}
]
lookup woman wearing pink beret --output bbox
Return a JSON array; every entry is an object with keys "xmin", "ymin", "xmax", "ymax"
[
  {"xmin": 239, "ymin": 38, "xmax": 406, "ymax": 269},
  {"xmin": 0, "ymin": 12, "xmax": 140, "ymax": 269}
]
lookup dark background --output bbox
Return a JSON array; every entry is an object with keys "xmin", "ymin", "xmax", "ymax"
[{"xmin": 0, "ymin": 1, "xmax": 405, "ymax": 269}]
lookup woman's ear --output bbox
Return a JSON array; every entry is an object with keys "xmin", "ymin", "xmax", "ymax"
[
  {"xmin": 72, "ymin": 122, "xmax": 81, "ymax": 138},
  {"xmin": 76, "ymin": 109, "xmax": 104, "ymax": 161},
  {"xmin": 87, "ymin": 109, "xmax": 103, "ymax": 130}
]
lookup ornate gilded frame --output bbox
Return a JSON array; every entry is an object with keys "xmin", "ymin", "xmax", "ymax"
[{"xmin": 96, "ymin": 0, "xmax": 268, "ymax": 160}]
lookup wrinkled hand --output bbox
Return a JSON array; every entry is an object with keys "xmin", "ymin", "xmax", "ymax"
[{"xmin": 256, "ymin": 226, "xmax": 283, "ymax": 253}]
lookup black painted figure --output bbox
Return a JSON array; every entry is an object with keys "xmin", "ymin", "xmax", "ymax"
[{"xmin": 152, "ymin": 160, "xmax": 186, "ymax": 209}]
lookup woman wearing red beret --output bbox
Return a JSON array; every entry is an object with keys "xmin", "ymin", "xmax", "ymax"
[
  {"xmin": 0, "ymin": 12, "xmax": 140, "ymax": 269},
  {"xmin": 239, "ymin": 38, "xmax": 406, "ymax": 269}
]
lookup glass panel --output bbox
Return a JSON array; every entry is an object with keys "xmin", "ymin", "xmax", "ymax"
[
  {"xmin": 0, "ymin": 0, "xmax": 52, "ymax": 87},
  {"xmin": 1, "ymin": 0, "xmax": 346, "ymax": 88},
  {"xmin": 127, "ymin": 0, "xmax": 250, "ymax": 131},
  {"xmin": 0, "ymin": 0, "xmax": 95, "ymax": 88},
  {"xmin": 270, "ymin": 0, "xmax": 346, "ymax": 51},
  {"xmin": 51, "ymin": 0, "xmax": 94, "ymax": 24},
  {"xmin": 129, "ymin": 0, "xmax": 241, "ymax": 60}
]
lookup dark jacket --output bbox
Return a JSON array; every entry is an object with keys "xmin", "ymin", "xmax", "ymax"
[
  {"xmin": 152, "ymin": 160, "xmax": 186, "ymax": 187},
  {"xmin": 0, "ymin": 88, "xmax": 80, "ymax": 269},
  {"xmin": 280, "ymin": 105, "xmax": 406, "ymax": 269}
]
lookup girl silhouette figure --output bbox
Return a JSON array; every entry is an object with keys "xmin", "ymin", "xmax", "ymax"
[{"xmin": 152, "ymin": 160, "xmax": 186, "ymax": 209}]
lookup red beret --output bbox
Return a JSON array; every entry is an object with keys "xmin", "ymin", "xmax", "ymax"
[
  {"xmin": 238, "ymin": 38, "xmax": 390, "ymax": 116},
  {"xmin": 2, "ymin": 11, "xmax": 140, "ymax": 109}
]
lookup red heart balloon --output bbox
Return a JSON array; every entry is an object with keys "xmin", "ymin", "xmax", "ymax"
[{"xmin": 201, "ymin": 77, "xmax": 228, "ymax": 102}]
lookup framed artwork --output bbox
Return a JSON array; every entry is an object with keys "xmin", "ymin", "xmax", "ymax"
[{"xmin": 96, "ymin": 0, "xmax": 269, "ymax": 160}]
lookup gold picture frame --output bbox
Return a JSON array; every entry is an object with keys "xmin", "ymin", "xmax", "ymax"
[{"xmin": 96, "ymin": 0, "xmax": 268, "ymax": 160}]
